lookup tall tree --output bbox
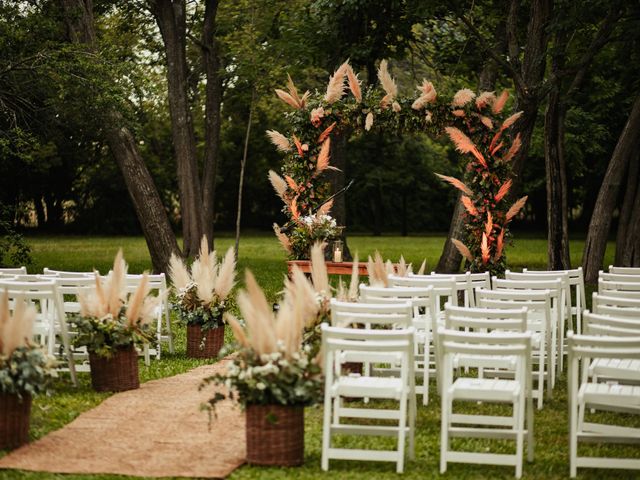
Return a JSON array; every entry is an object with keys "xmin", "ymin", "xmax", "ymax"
[
  {"xmin": 59, "ymin": 0, "xmax": 179, "ymax": 272},
  {"xmin": 582, "ymin": 94, "xmax": 640, "ymax": 282}
]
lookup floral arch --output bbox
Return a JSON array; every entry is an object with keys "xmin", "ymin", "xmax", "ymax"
[{"xmin": 267, "ymin": 60, "xmax": 527, "ymax": 275}]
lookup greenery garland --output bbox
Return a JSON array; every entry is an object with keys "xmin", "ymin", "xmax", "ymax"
[{"xmin": 267, "ymin": 60, "xmax": 526, "ymax": 274}]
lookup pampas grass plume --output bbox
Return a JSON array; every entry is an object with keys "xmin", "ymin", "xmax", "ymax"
[
  {"xmin": 452, "ymin": 239, "xmax": 473, "ymax": 262},
  {"xmin": 345, "ymin": 64, "xmax": 362, "ymax": 103},
  {"xmin": 268, "ymin": 170, "xmax": 288, "ymax": 200},
  {"xmin": 452, "ymin": 88, "xmax": 475, "ymax": 107},
  {"xmin": 215, "ymin": 247, "xmax": 236, "ymax": 301},
  {"xmin": 266, "ymin": 130, "xmax": 291, "ymax": 152},
  {"xmin": 169, "ymin": 254, "xmax": 191, "ymax": 290}
]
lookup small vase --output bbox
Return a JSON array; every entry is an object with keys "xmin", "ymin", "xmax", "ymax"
[
  {"xmin": 245, "ymin": 404, "xmax": 304, "ymax": 466},
  {"xmin": 0, "ymin": 392, "xmax": 31, "ymax": 450},
  {"xmin": 89, "ymin": 346, "xmax": 139, "ymax": 392},
  {"xmin": 186, "ymin": 324, "xmax": 225, "ymax": 359}
]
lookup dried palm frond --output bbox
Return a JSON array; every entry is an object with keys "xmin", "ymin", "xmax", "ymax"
[
  {"xmin": 284, "ymin": 175, "xmax": 299, "ymax": 192},
  {"xmin": 485, "ymin": 210, "xmax": 493, "ymax": 236},
  {"xmin": 494, "ymin": 228, "xmax": 505, "ymax": 261},
  {"xmin": 268, "ymin": 170, "xmax": 288, "ymax": 200},
  {"xmin": 452, "ymin": 88, "xmax": 475, "ymax": 107},
  {"xmin": 501, "ymin": 111, "xmax": 523, "ymax": 130},
  {"xmin": 266, "ymin": 130, "xmax": 291, "ymax": 152},
  {"xmin": 292, "ymin": 135, "xmax": 305, "ymax": 157},
  {"xmin": 365, "ymin": 112, "xmax": 374, "ymax": 131},
  {"xmin": 417, "ymin": 259, "xmax": 427, "ymax": 275},
  {"xmin": 476, "ymin": 91, "xmax": 496, "ymax": 110},
  {"xmin": 503, "ymin": 133, "xmax": 522, "ymax": 162},
  {"xmin": 492, "ymin": 90, "xmax": 509, "ymax": 114},
  {"xmin": 310, "ymin": 242, "xmax": 330, "ymax": 296},
  {"xmin": 215, "ymin": 247, "xmax": 236, "ymax": 301},
  {"xmin": 481, "ymin": 233, "xmax": 490, "ymax": 264},
  {"xmin": 461, "ymin": 195, "xmax": 479, "ymax": 216},
  {"xmin": 273, "ymin": 223, "xmax": 292, "ymax": 253},
  {"xmin": 491, "ymin": 141, "xmax": 504, "ymax": 156},
  {"xmin": 494, "ymin": 179, "xmax": 513, "ymax": 202},
  {"xmin": 452, "ymin": 238, "xmax": 473, "ymax": 262},
  {"xmin": 317, "ymin": 199, "xmax": 333, "ymax": 216},
  {"xmin": 478, "ymin": 115, "xmax": 493, "ymax": 129},
  {"xmin": 445, "ymin": 127, "xmax": 487, "ymax": 168},
  {"xmin": 324, "ymin": 62, "xmax": 348, "ymax": 104},
  {"xmin": 506, "ymin": 196, "xmax": 528, "ymax": 221},
  {"xmin": 318, "ymin": 122, "xmax": 336, "ymax": 143},
  {"xmin": 169, "ymin": 253, "xmax": 191, "ymax": 290},
  {"xmin": 436, "ymin": 173, "xmax": 473, "ymax": 196},
  {"xmin": 290, "ymin": 198, "xmax": 300, "ymax": 221},
  {"xmin": 345, "ymin": 64, "xmax": 362, "ymax": 103}
]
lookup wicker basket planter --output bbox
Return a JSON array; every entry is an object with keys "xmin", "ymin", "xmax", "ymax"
[
  {"xmin": 186, "ymin": 324, "xmax": 225, "ymax": 359},
  {"xmin": 245, "ymin": 404, "xmax": 304, "ymax": 466},
  {"xmin": 89, "ymin": 346, "xmax": 139, "ymax": 392},
  {"xmin": 0, "ymin": 393, "xmax": 31, "ymax": 450}
]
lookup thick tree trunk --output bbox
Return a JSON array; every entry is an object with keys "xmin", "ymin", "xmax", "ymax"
[
  {"xmin": 622, "ymin": 176, "xmax": 640, "ymax": 267},
  {"xmin": 615, "ymin": 150, "xmax": 639, "ymax": 265},
  {"xmin": 150, "ymin": 0, "xmax": 203, "ymax": 256},
  {"xmin": 60, "ymin": 0, "xmax": 179, "ymax": 273},
  {"xmin": 201, "ymin": 0, "xmax": 222, "ymax": 250},
  {"xmin": 582, "ymin": 95, "xmax": 640, "ymax": 282},
  {"xmin": 544, "ymin": 89, "xmax": 571, "ymax": 270}
]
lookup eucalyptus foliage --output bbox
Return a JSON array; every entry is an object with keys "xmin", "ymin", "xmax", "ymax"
[{"xmin": 0, "ymin": 345, "xmax": 56, "ymax": 398}]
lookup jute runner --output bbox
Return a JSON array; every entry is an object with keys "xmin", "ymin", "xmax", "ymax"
[{"xmin": 0, "ymin": 361, "xmax": 245, "ymax": 478}]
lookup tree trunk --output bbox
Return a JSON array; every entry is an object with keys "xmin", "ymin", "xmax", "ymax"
[
  {"xmin": 582, "ymin": 95, "xmax": 640, "ymax": 282},
  {"xmin": 59, "ymin": 0, "xmax": 179, "ymax": 273},
  {"xmin": 150, "ymin": 0, "xmax": 203, "ymax": 256},
  {"xmin": 622, "ymin": 175, "xmax": 640, "ymax": 267},
  {"xmin": 201, "ymin": 0, "xmax": 222, "ymax": 250},
  {"xmin": 615, "ymin": 150, "xmax": 639, "ymax": 265},
  {"xmin": 543, "ymin": 55, "xmax": 571, "ymax": 270},
  {"xmin": 234, "ymin": 93, "xmax": 255, "ymax": 259}
]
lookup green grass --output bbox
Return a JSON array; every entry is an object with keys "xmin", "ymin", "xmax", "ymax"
[{"xmin": 0, "ymin": 233, "xmax": 630, "ymax": 480}]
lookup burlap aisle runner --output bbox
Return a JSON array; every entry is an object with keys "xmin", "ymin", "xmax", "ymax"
[{"xmin": 0, "ymin": 362, "xmax": 245, "ymax": 478}]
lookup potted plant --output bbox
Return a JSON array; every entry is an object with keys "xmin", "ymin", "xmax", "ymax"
[
  {"xmin": 72, "ymin": 250, "xmax": 158, "ymax": 392},
  {"xmin": 169, "ymin": 237, "xmax": 236, "ymax": 359},
  {"xmin": 202, "ymin": 268, "xmax": 323, "ymax": 467},
  {"xmin": 0, "ymin": 292, "xmax": 56, "ymax": 449}
]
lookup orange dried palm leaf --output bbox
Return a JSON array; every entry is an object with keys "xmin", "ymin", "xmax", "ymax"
[
  {"xmin": 445, "ymin": 127, "xmax": 487, "ymax": 167},
  {"xmin": 452, "ymin": 239, "xmax": 473, "ymax": 262},
  {"xmin": 506, "ymin": 196, "xmax": 528, "ymax": 221},
  {"xmin": 494, "ymin": 179, "xmax": 513, "ymax": 202},
  {"xmin": 503, "ymin": 133, "xmax": 522, "ymax": 162},
  {"xmin": 501, "ymin": 111, "xmax": 523, "ymax": 130},
  {"xmin": 317, "ymin": 199, "xmax": 333, "ymax": 216},
  {"xmin": 436, "ymin": 173, "xmax": 473, "ymax": 196},
  {"xmin": 494, "ymin": 228, "xmax": 505, "ymax": 261},
  {"xmin": 345, "ymin": 64, "xmax": 362, "ymax": 103},
  {"xmin": 481, "ymin": 232, "xmax": 490, "ymax": 264},
  {"xmin": 292, "ymin": 135, "xmax": 304, "ymax": 157},
  {"xmin": 318, "ymin": 122, "xmax": 336, "ymax": 143},
  {"xmin": 316, "ymin": 138, "xmax": 333, "ymax": 173},
  {"xmin": 461, "ymin": 195, "xmax": 479, "ymax": 216},
  {"xmin": 284, "ymin": 175, "xmax": 298, "ymax": 192},
  {"xmin": 485, "ymin": 210, "xmax": 493, "ymax": 236},
  {"xmin": 492, "ymin": 90, "xmax": 509, "ymax": 114},
  {"xmin": 491, "ymin": 140, "xmax": 504, "ymax": 156}
]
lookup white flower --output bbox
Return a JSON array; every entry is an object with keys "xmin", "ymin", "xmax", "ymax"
[{"xmin": 256, "ymin": 382, "xmax": 266, "ymax": 390}]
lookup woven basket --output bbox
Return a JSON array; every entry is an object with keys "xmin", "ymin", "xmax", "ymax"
[
  {"xmin": 0, "ymin": 393, "xmax": 31, "ymax": 450},
  {"xmin": 89, "ymin": 346, "xmax": 139, "ymax": 392},
  {"xmin": 186, "ymin": 324, "xmax": 225, "ymax": 359},
  {"xmin": 246, "ymin": 404, "xmax": 304, "ymax": 466}
]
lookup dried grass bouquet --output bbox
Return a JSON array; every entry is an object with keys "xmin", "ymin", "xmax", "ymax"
[
  {"xmin": 0, "ymin": 292, "xmax": 56, "ymax": 397},
  {"xmin": 72, "ymin": 250, "xmax": 159, "ymax": 358},
  {"xmin": 169, "ymin": 237, "xmax": 236, "ymax": 331}
]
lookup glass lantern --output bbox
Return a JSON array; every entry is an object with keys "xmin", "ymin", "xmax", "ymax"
[{"xmin": 333, "ymin": 240, "xmax": 343, "ymax": 263}]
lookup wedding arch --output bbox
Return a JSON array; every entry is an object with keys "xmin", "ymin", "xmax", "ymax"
[{"xmin": 267, "ymin": 60, "xmax": 527, "ymax": 275}]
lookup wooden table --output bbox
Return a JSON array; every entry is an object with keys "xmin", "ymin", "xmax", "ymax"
[{"xmin": 287, "ymin": 260, "xmax": 368, "ymax": 276}]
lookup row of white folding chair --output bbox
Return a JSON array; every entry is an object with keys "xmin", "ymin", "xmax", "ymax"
[
  {"xmin": 321, "ymin": 322, "xmax": 416, "ymax": 473},
  {"xmin": 609, "ymin": 265, "xmax": 640, "ymax": 275},
  {"xmin": 438, "ymin": 326, "xmax": 534, "ymax": 478},
  {"xmin": 426, "ymin": 271, "xmax": 491, "ymax": 307},
  {"xmin": 358, "ymin": 286, "xmax": 436, "ymax": 404},
  {"xmin": 522, "ymin": 267, "xmax": 585, "ymax": 333},
  {"xmin": 492, "ymin": 277, "xmax": 566, "ymax": 379},
  {"xmin": 567, "ymin": 332, "xmax": 640, "ymax": 477},
  {"xmin": 474, "ymin": 289, "xmax": 553, "ymax": 408},
  {"xmin": 599, "ymin": 278, "xmax": 640, "ymax": 300},
  {"xmin": 592, "ymin": 292, "xmax": 640, "ymax": 318},
  {"xmin": 0, "ymin": 279, "xmax": 77, "ymax": 385},
  {"xmin": 599, "ymin": 271, "xmax": 640, "ymax": 283}
]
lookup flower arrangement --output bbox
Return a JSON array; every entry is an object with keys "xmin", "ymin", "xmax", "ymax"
[
  {"xmin": 73, "ymin": 250, "xmax": 158, "ymax": 358},
  {"xmin": 202, "ymin": 267, "xmax": 323, "ymax": 409},
  {"xmin": 436, "ymin": 90, "xmax": 527, "ymax": 275},
  {"xmin": 169, "ymin": 237, "xmax": 236, "ymax": 332},
  {"xmin": 0, "ymin": 292, "xmax": 56, "ymax": 398},
  {"xmin": 274, "ymin": 209, "xmax": 340, "ymax": 260}
]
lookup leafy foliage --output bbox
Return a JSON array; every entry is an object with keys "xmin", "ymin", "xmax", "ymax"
[{"xmin": 0, "ymin": 345, "xmax": 57, "ymax": 398}]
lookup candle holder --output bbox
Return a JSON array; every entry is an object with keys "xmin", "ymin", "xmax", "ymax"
[{"xmin": 333, "ymin": 240, "xmax": 343, "ymax": 263}]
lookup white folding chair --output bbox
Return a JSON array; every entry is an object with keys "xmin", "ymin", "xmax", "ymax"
[
  {"xmin": 476, "ymin": 288, "xmax": 553, "ymax": 408},
  {"xmin": 321, "ymin": 324, "xmax": 416, "ymax": 473},
  {"xmin": 592, "ymin": 292, "xmax": 640, "ymax": 319},
  {"xmin": 125, "ymin": 273, "xmax": 173, "ymax": 360},
  {"xmin": 493, "ymin": 277, "xmax": 565, "ymax": 379},
  {"xmin": 523, "ymin": 267, "xmax": 585, "ymax": 334},
  {"xmin": 0, "ymin": 266, "xmax": 27, "ymax": 275},
  {"xmin": 567, "ymin": 332, "xmax": 640, "ymax": 477},
  {"xmin": 608, "ymin": 265, "xmax": 640, "ymax": 276},
  {"xmin": 0, "ymin": 280, "xmax": 77, "ymax": 386},
  {"xmin": 598, "ymin": 279, "xmax": 640, "ymax": 300},
  {"xmin": 359, "ymin": 285, "xmax": 436, "ymax": 404},
  {"xmin": 438, "ymin": 328, "xmax": 533, "ymax": 478},
  {"xmin": 42, "ymin": 268, "xmax": 95, "ymax": 277},
  {"xmin": 429, "ymin": 271, "xmax": 491, "ymax": 307},
  {"xmin": 599, "ymin": 271, "xmax": 640, "ymax": 283}
]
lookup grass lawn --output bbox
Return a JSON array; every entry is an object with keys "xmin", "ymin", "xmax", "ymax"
[{"xmin": 0, "ymin": 233, "xmax": 631, "ymax": 480}]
